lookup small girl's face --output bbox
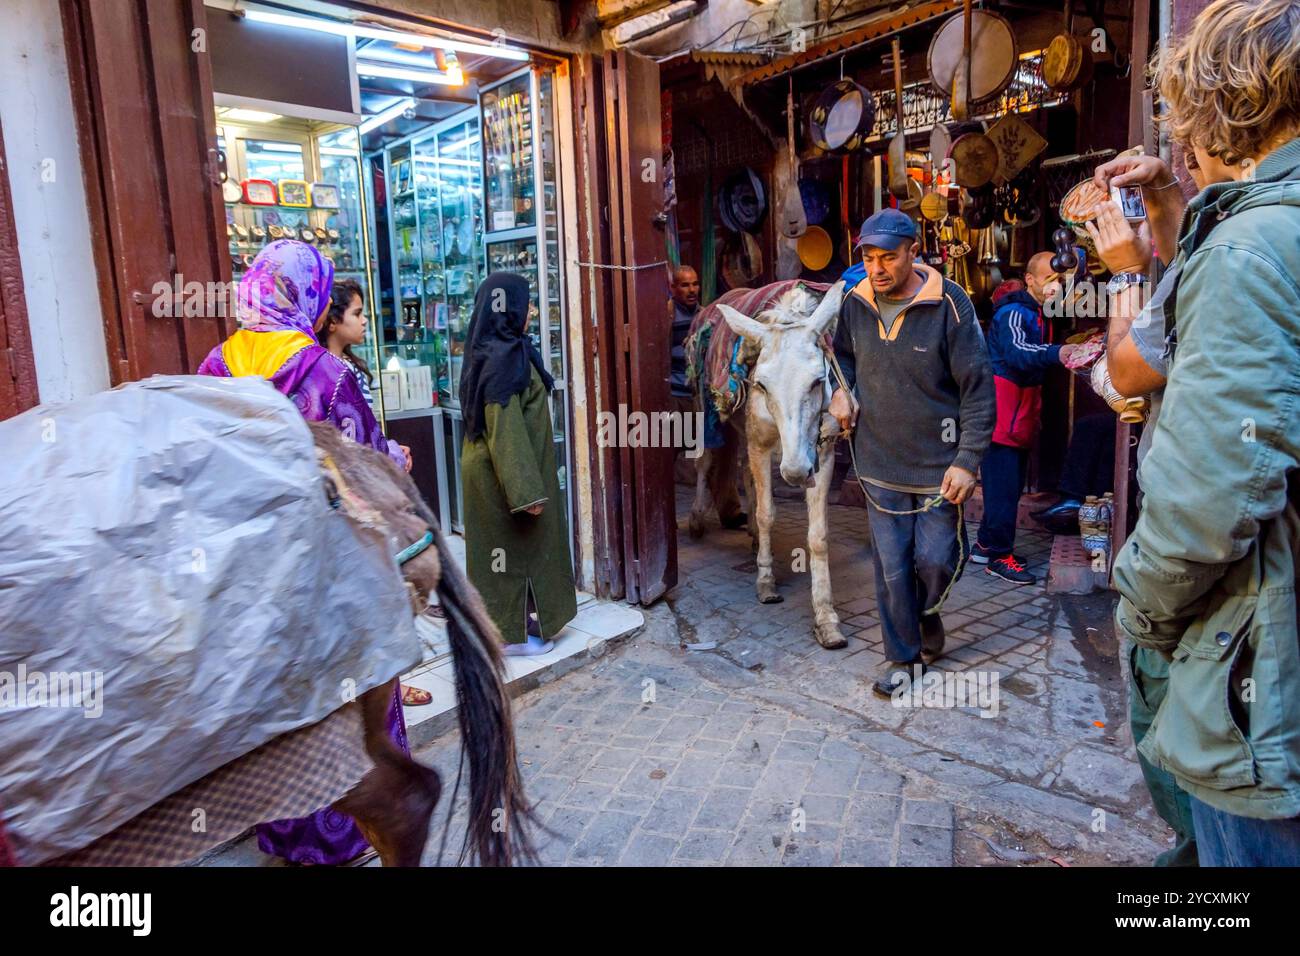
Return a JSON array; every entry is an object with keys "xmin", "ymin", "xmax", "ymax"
[{"xmin": 331, "ymin": 294, "xmax": 367, "ymax": 347}]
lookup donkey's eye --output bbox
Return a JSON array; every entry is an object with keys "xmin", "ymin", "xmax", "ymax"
[{"xmin": 752, "ymin": 381, "xmax": 766, "ymax": 392}]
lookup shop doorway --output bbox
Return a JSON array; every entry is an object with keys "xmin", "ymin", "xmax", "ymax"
[{"xmin": 205, "ymin": 3, "xmax": 577, "ymax": 552}]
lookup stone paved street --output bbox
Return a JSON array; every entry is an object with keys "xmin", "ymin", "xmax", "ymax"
[{"xmin": 416, "ymin": 488, "xmax": 1170, "ymax": 866}]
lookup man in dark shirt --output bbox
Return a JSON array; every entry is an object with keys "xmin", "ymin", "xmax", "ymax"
[
  {"xmin": 830, "ymin": 210, "xmax": 995, "ymax": 698},
  {"xmin": 668, "ymin": 265, "xmax": 700, "ymax": 399}
]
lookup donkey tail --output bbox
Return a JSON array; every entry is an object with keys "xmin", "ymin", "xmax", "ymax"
[{"xmin": 423, "ymin": 514, "xmax": 537, "ymax": 866}]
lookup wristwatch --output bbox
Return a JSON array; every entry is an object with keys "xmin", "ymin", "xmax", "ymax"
[{"xmin": 1106, "ymin": 272, "xmax": 1148, "ymax": 295}]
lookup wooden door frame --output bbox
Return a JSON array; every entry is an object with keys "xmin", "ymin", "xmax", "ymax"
[
  {"xmin": 571, "ymin": 50, "xmax": 677, "ymax": 604},
  {"xmin": 0, "ymin": 119, "xmax": 41, "ymax": 419},
  {"xmin": 60, "ymin": 0, "xmax": 232, "ymax": 384}
]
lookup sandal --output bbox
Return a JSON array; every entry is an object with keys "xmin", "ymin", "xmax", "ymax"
[{"xmin": 401, "ymin": 683, "xmax": 433, "ymax": 706}]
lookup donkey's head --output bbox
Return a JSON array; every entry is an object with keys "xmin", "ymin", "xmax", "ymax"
[
  {"xmin": 308, "ymin": 421, "xmax": 441, "ymax": 611},
  {"xmin": 717, "ymin": 280, "xmax": 845, "ymax": 486}
]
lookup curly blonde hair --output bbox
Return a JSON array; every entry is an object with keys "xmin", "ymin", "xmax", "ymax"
[{"xmin": 1151, "ymin": 0, "xmax": 1300, "ymax": 165}]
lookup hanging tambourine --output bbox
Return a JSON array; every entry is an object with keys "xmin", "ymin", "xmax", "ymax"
[{"xmin": 807, "ymin": 79, "xmax": 876, "ymax": 154}]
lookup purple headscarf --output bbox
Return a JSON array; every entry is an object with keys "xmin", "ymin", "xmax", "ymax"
[
  {"xmin": 198, "ymin": 241, "xmax": 406, "ymax": 470},
  {"xmin": 237, "ymin": 239, "xmax": 335, "ymax": 334}
]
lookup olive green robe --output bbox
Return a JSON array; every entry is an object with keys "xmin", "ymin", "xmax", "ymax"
[{"xmin": 462, "ymin": 368, "xmax": 577, "ymax": 642}]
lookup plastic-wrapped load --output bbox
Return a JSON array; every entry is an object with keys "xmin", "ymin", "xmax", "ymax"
[{"xmin": 0, "ymin": 376, "xmax": 422, "ymax": 864}]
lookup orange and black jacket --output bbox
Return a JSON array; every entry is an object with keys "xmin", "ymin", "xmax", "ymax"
[{"xmin": 833, "ymin": 262, "xmax": 995, "ymax": 488}]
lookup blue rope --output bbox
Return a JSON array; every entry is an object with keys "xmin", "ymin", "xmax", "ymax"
[{"xmin": 394, "ymin": 530, "xmax": 434, "ymax": 566}]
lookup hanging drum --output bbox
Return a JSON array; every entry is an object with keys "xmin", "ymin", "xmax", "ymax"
[
  {"xmin": 949, "ymin": 131, "xmax": 999, "ymax": 189},
  {"xmin": 920, "ymin": 190, "xmax": 949, "ymax": 222},
  {"xmin": 1043, "ymin": 0, "xmax": 1094, "ymax": 93},
  {"xmin": 807, "ymin": 79, "xmax": 876, "ymax": 154},
  {"xmin": 929, "ymin": 123, "xmax": 952, "ymax": 166},
  {"xmin": 927, "ymin": 9, "xmax": 1018, "ymax": 105}
]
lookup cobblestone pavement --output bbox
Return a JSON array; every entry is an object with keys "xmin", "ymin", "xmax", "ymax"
[{"xmin": 417, "ymin": 489, "xmax": 1170, "ymax": 867}]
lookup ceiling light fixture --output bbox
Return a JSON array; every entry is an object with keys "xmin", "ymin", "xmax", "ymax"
[
  {"xmin": 356, "ymin": 62, "xmax": 465, "ymax": 86},
  {"xmin": 357, "ymin": 96, "xmax": 417, "ymax": 135},
  {"xmin": 244, "ymin": 8, "xmax": 528, "ymax": 61},
  {"xmin": 221, "ymin": 108, "xmax": 284, "ymax": 123}
]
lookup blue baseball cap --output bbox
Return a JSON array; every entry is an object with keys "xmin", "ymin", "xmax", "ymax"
[{"xmin": 854, "ymin": 208, "xmax": 917, "ymax": 251}]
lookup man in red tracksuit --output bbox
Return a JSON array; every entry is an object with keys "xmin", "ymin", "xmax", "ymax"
[{"xmin": 970, "ymin": 253, "xmax": 1077, "ymax": 584}]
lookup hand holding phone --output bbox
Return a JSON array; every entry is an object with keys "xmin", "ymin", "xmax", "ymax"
[{"xmin": 1111, "ymin": 184, "xmax": 1148, "ymax": 222}]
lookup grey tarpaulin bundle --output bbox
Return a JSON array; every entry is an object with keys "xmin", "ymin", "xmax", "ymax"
[{"xmin": 0, "ymin": 376, "xmax": 422, "ymax": 864}]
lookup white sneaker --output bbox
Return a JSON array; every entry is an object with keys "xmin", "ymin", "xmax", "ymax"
[{"xmin": 502, "ymin": 635, "xmax": 555, "ymax": 657}]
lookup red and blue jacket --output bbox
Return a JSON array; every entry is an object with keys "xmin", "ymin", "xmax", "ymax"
[{"xmin": 987, "ymin": 288, "xmax": 1060, "ymax": 448}]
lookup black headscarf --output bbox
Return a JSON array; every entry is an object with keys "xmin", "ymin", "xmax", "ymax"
[{"xmin": 459, "ymin": 272, "xmax": 555, "ymax": 440}]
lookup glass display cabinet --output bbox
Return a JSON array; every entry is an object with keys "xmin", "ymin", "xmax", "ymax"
[
  {"xmin": 374, "ymin": 108, "xmax": 486, "ymax": 532},
  {"xmin": 217, "ymin": 117, "xmax": 378, "ymax": 380},
  {"xmin": 482, "ymin": 72, "xmax": 535, "ymax": 233},
  {"xmin": 378, "ymin": 112, "xmax": 484, "ymax": 405},
  {"xmin": 482, "ymin": 67, "xmax": 572, "ymax": 506},
  {"xmin": 364, "ymin": 67, "xmax": 571, "ymax": 538}
]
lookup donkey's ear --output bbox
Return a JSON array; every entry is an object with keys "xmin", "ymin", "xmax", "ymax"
[
  {"xmin": 718, "ymin": 304, "xmax": 769, "ymax": 347},
  {"xmin": 807, "ymin": 279, "xmax": 846, "ymax": 337}
]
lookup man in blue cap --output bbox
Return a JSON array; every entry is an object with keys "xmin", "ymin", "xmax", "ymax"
[{"xmin": 830, "ymin": 209, "xmax": 995, "ymax": 699}]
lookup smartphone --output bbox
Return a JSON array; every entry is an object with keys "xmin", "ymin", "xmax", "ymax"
[{"xmin": 1111, "ymin": 184, "xmax": 1148, "ymax": 221}]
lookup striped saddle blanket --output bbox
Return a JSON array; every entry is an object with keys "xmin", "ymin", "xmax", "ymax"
[{"xmin": 685, "ymin": 280, "xmax": 833, "ymax": 425}]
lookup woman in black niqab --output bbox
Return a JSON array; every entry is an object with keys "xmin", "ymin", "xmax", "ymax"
[{"xmin": 459, "ymin": 272, "xmax": 554, "ymax": 441}]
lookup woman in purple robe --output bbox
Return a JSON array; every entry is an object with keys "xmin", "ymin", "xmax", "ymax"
[{"xmin": 198, "ymin": 239, "xmax": 411, "ymax": 864}]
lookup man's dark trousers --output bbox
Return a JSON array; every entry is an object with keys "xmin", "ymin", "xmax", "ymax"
[
  {"xmin": 866, "ymin": 486, "xmax": 965, "ymax": 664},
  {"xmin": 977, "ymin": 442, "xmax": 1028, "ymax": 558}
]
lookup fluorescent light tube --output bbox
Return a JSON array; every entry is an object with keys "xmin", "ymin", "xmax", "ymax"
[
  {"xmin": 357, "ymin": 62, "xmax": 464, "ymax": 85},
  {"xmin": 222, "ymin": 108, "xmax": 284, "ymax": 123},
  {"xmin": 358, "ymin": 96, "xmax": 417, "ymax": 135},
  {"xmin": 244, "ymin": 9, "xmax": 528, "ymax": 61}
]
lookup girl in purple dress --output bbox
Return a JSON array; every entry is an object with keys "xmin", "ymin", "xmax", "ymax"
[{"xmin": 198, "ymin": 240, "xmax": 411, "ymax": 864}]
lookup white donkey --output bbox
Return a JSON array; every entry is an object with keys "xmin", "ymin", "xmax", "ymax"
[{"xmin": 692, "ymin": 280, "xmax": 848, "ymax": 649}]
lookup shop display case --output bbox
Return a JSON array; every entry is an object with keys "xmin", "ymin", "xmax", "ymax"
[
  {"xmin": 359, "ymin": 68, "xmax": 570, "ymax": 536},
  {"xmin": 378, "ymin": 112, "xmax": 484, "ymax": 408},
  {"xmin": 481, "ymin": 72, "xmax": 535, "ymax": 233},
  {"xmin": 372, "ymin": 109, "xmax": 486, "ymax": 532},
  {"xmin": 482, "ymin": 67, "xmax": 571, "ymax": 504},
  {"xmin": 218, "ymin": 118, "xmax": 379, "ymax": 384}
]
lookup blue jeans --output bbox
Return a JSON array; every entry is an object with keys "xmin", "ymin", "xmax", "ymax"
[
  {"xmin": 865, "ymin": 485, "xmax": 965, "ymax": 664},
  {"xmin": 1189, "ymin": 796, "xmax": 1300, "ymax": 866},
  {"xmin": 976, "ymin": 442, "xmax": 1027, "ymax": 558}
]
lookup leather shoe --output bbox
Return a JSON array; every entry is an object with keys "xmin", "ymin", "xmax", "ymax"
[{"xmin": 873, "ymin": 662, "xmax": 927, "ymax": 699}]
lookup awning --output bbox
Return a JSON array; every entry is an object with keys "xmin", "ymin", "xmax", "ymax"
[
  {"xmin": 659, "ymin": 48, "xmax": 771, "ymax": 88},
  {"xmin": 733, "ymin": 0, "xmax": 963, "ymax": 88}
]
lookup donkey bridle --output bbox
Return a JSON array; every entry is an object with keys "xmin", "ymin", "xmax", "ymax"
[{"xmin": 319, "ymin": 451, "xmax": 435, "ymax": 566}]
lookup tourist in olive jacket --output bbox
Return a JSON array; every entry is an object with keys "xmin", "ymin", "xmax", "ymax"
[
  {"xmin": 460, "ymin": 273, "xmax": 576, "ymax": 654},
  {"xmin": 1100, "ymin": 0, "xmax": 1300, "ymax": 865}
]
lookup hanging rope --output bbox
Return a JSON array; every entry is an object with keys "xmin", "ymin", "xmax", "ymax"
[{"xmin": 574, "ymin": 259, "xmax": 669, "ymax": 271}]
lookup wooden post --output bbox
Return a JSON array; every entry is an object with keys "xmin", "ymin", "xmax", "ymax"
[{"xmin": 1111, "ymin": 0, "xmax": 1154, "ymax": 568}]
